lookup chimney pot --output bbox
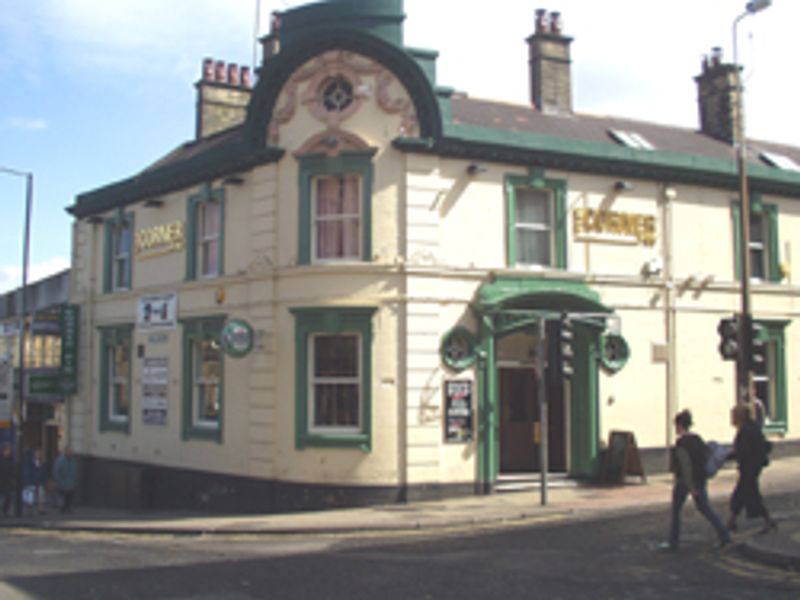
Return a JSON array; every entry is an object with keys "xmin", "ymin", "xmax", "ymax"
[
  {"xmin": 227, "ymin": 64, "xmax": 240, "ymax": 86},
  {"xmin": 550, "ymin": 11, "xmax": 563, "ymax": 34},
  {"xmin": 241, "ymin": 66, "xmax": 252, "ymax": 88},
  {"xmin": 202, "ymin": 58, "xmax": 214, "ymax": 81},
  {"xmin": 214, "ymin": 60, "xmax": 226, "ymax": 83},
  {"xmin": 535, "ymin": 9, "xmax": 548, "ymax": 34},
  {"xmin": 711, "ymin": 47, "xmax": 723, "ymax": 67}
]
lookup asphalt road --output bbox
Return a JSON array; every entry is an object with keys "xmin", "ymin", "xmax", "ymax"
[{"xmin": 1, "ymin": 492, "xmax": 798, "ymax": 600}]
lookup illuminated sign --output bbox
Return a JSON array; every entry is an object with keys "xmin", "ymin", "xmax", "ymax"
[
  {"xmin": 135, "ymin": 220, "xmax": 185, "ymax": 259},
  {"xmin": 573, "ymin": 208, "xmax": 656, "ymax": 246}
]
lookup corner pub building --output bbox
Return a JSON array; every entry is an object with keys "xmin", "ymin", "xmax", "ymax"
[{"xmin": 67, "ymin": 0, "xmax": 800, "ymax": 513}]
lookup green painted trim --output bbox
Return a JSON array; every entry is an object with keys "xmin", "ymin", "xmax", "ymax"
[
  {"xmin": 102, "ymin": 220, "xmax": 112, "ymax": 294},
  {"xmin": 440, "ymin": 326, "xmax": 477, "ymax": 372},
  {"xmin": 97, "ymin": 324, "xmax": 133, "ymax": 434},
  {"xmin": 765, "ymin": 203, "xmax": 781, "ymax": 282},
  {"xmin": 296, "ymin": 151, "xmax": 376, "ymax": 265},
  {"xmin": 475, "ymin": 276, "xmax": 609, "ymax": 314},
  {"xmin": 476, "ymin": 314, "xmax": 497, "ymax": 488},
  {"xmin": 290, "ymin": 306, "xmax": 378, "ymax": 451},
  {"xmin": 757, "ymin": 320, "xmax": 788, "ymax": 433},
  {"xmin": 504, "ymin": 170, "xmax": 567, "ymax": 269},
  {"xmin": 731, "ymin": 201, "xmax": 743, "ymax": 281},
  {"xmin": 181, "ymin": 315, "xmax": 226, "ymax": 443},
  {"xmin": 571, "ymin": 327, "xmax": 601, "ymax": 477}
]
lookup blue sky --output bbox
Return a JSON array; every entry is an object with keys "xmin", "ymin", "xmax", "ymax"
[{"xmin": 1, "ymin": 0, "xmax": 797, "ymax": 293}]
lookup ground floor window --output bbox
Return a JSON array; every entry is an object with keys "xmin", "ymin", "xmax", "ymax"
[
  {"xmin": 752, "ymin": 320, "xmax": 788, "ymax": 433},
  {"xmin": 290, "ymin": 306, "xmax": 376, "ymax": 450},
  {"xmin": 98, "ymin": 325, "xmax": 133, "ymax": 433},
  {"xmin": 181, "ymin": 316, "xmax": 225, "ymax": 442}
]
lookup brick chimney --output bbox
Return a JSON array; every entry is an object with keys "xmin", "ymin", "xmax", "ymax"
[
  {"xmin": 195, "ymin": 58, "xmax": 254, "ymax": 139},
  {"xmin": 695, "ymin": 47, "xmax": 742, "ymax": 144},
  {"xmin": 527, "ymin": 9, "xmax": 573, "ymax": 115}
]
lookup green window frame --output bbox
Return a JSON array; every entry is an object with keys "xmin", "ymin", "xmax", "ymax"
[
  {"xmin": 752, "ymin": 319, "xmax": 789, "ymax": 434},
  {"xmin": 181, "ymin": 315, "xmax": 226, "ymax": 442},
  {"xmin": 290, "ymin": 306, "xmax": 377, "ymax": 450},
  {"xmin": 98, "ymin": 324, "xmax": 133, "ymax": 433},
  {"xmin": 186, "ymin": 184, "xmax": 225, "ymax": 280},
  {"xmin": 731, "ymin": 195, "xmax": 781, "ymax": 282},
  {"xmin": 297, "ymin": 150, "xmax": 376, "ymax": 265},
  {"xmin": 103, "ymin": 209, "xmax": 135, "ymax": 293},
  {"xmin": 505, "ymin": 168, "xmax": 568, "ymax": 269}
]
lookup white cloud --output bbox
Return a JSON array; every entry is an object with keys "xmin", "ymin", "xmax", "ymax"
[
  {"xmin": 0, "ymin": 256, "xmax": 70, "ymax": 295},
  {"xmin": 3, "ymin": 117, "xmax": 47, "ymax": 131}
]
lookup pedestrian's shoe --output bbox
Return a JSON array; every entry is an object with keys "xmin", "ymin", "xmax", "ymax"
[
  {"xmin": 718, "ymin": 537, "xmax": 732, "ymax": 549},
  {"xmin": 760, "ymin": 518, "xmax": 778, "ymax": 534},
  {"xmin": 726, "ymin": 517, "xmax": 738, "ymax": 533}
]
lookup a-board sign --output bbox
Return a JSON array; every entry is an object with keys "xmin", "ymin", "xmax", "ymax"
[{"xmin": 601, "ymin": 430, "xmax": 646, "ymax": 484}]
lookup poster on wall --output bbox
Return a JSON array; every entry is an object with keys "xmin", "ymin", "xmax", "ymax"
[
  {"xmin": 142, "ymin": 357, "xmax": 169, "ymax": 426},
  {"xmin": 444, "ymin": 379, "xmax": 473, "ymax": 443}
]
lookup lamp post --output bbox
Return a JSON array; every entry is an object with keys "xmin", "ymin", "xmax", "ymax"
[
  {"xmin": 732, "ymin": 0, "xmax": 771, "ymax": 406},
  {"xmin": 0, "ymin": 166, "xmax": 33, "ymax": 516}
]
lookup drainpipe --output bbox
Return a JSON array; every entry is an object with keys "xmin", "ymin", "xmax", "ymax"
[{"xmin": 661, "ymin": 185, "xmax": 677, "ymax": 451}]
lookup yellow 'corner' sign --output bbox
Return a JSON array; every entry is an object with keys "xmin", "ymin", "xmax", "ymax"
[
  {"xmin": 135, "ymin": 221, "xmax": 185, "ymax": 259},
  {"xmin": 573, "ymin": 207, "xmax": 656, "ymax": 246}
]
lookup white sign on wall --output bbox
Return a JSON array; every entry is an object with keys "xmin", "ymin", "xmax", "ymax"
[
  {"xmin": 142, "ymin": 356, "xmax": 169, "ymax": 426},
  {"xmin": 137, "ymin": 293, "xmax": 177, "ymax": 330}
]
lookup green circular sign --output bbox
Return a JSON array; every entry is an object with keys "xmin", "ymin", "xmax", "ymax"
[
  {"xmin": 221, "ymin": 319, "xmax": 254, "ymax": 358},
  {"xmin": 441, "ymin": 327, "xmax": 477, "ymax": 372},
  {"xmin": 600, "ymin": 333, "xmax": 629, "ymax": 374}
]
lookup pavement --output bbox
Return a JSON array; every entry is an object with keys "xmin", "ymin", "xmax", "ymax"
[{"xmin": 2, "ymin": 456, "xmax": 798, "ymax": 571}]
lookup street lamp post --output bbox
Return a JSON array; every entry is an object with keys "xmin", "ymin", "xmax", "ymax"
[
  {"xmin": 0, "ymin": 166, "xmax": 33, "ymax": 516},
  {"xmin": 732, "ymin": 0, "xmax": 771, "ymax": 406}
]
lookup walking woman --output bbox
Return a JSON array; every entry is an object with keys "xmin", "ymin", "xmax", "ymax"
[{"xmin": 727, "ymin": 403, "xmax": 776, "ymax": 534}]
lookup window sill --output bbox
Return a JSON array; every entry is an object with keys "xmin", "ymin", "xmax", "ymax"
[
  {"xmin": 182, "ymin": 425, "xmax": 222, "ymax": 443},
  {"xmin": 297, "ymin": 432, "xmax": 370, "ymax": 451}
]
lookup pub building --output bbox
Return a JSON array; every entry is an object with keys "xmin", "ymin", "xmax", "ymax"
[{"xmin": 66, "ymin": 0, "xmax": 799, "ymax": 512}]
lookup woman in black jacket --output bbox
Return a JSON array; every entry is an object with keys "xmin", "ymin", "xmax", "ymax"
[{"xmin": 727, "ymin": 403, "xmax": 776, "ymax": 533}]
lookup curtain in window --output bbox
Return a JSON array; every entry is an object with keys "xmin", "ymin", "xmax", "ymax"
[
  {"xmin": 194, "ymin": 339, "xmax": 221, "ymax": 424},
  {"xmin": 316, "ymin": 175, "xmax": 360, "ymax": 260},
  {"xmin": 312, "ymin": 334, "xmax": 359, "ymax": 427},
  {"xmin": 110, "ymin": 343, "xmax": 130, "ymax": 418}
]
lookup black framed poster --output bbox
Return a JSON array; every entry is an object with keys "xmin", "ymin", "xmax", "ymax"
[{"xmin": 444, "ymin": 379, "xmax": 473, "ymax": 443}]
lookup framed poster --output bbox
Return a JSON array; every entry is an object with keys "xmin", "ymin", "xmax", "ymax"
[
  {"xmin": 444, "ymin": 379, "xmax": 473, "ymax": 443},
  {"xmin": 137, "ymin": 293, "xmax": 177, "ymax": 330}
]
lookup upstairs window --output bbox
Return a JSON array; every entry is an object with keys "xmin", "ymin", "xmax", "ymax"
[
  {"xmin": 313, "ymin": 174, "xmax": 361, "ymax": 261},
  {"xmin": 103, "ymin": 210, "xmax": 134, "ymax": 293},
  {"xmin": 297, "ymin": 150, "xmax": 376, "ymax": 265},
  {"xmin": 187, "ymin": 184, "xmax": 225, "ymax": 280},
  {"xmin": 732, "ymin": 195, "xmax": 781, "ymax": 283},
  {"xmin": 506, "ymin": 169, "xmax": 567, "ymax": 269}
]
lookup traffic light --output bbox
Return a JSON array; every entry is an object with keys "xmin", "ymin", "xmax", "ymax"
[
  {"xmin": 749, "ymin": 319, "xmax": 767, "ymax": 373},
  {"xmin": 556, "ymin": 313, "xmax": 575, "ymax": 379},
  {"xmin": 717, "ymin": 316, "xmax": 739, "ymax": 361}
]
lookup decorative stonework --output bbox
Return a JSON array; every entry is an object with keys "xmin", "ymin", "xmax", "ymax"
[
  {"xmin": 267, "ymin": 50, "xmax": 418, "ymax": 145},
  {"xmin": 294, "ymin": 129, "xmax": 371, "ymax": 157}
]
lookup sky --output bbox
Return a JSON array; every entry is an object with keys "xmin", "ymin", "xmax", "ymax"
[{"xmin": 1, "ymin": 0, "xmax": 798, "ymax": 294}]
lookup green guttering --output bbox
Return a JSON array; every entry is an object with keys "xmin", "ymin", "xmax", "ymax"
[
  {"xmin": 67, "ymin": 131, "xmax": 284, "ymax": 219},
  {"xmin": 393, "ymin": 123, "xmax": 800, "ymax": 198}
]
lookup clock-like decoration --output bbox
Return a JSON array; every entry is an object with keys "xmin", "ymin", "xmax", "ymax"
[
  {"xmin": 600, "ymin": 333, "xmax": 629, "ymax": 374},
  {"xmin": 441, "ymin": 327, "xmax": 477, "ymax": 371}
]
